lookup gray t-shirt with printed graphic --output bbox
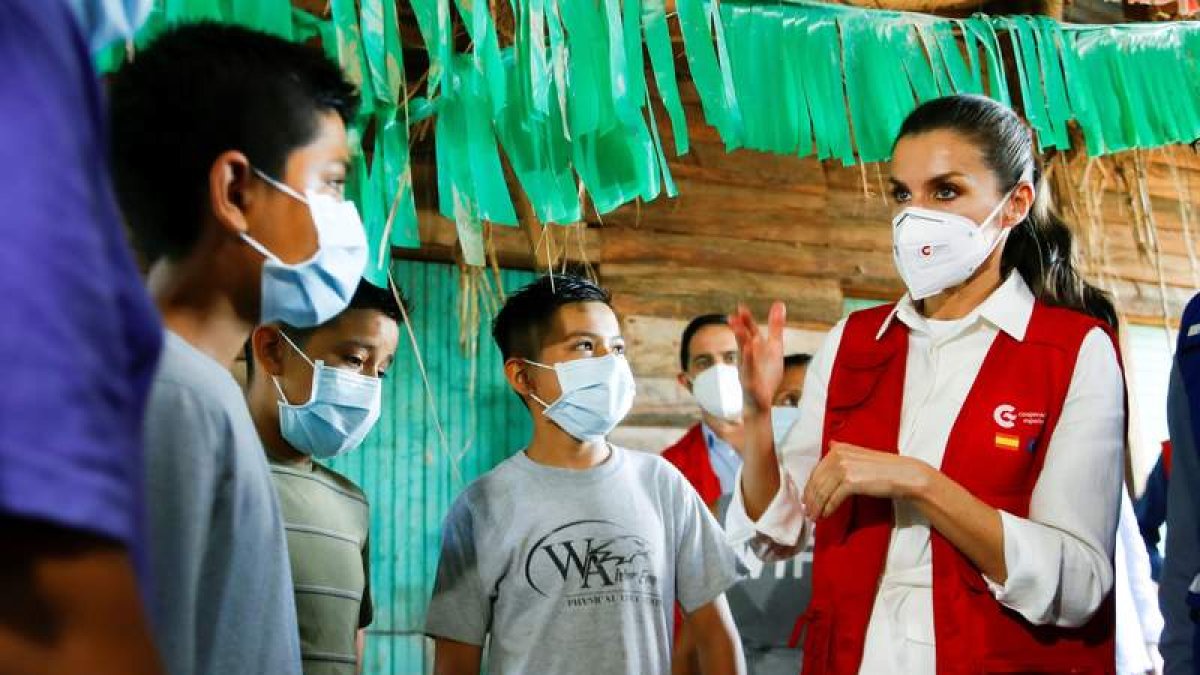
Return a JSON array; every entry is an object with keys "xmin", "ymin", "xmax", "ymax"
[{"xmin": 425, "ymin": 446, "xmax": 742, "ymax": 675}]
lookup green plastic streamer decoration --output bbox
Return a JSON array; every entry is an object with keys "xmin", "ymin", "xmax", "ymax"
[
  {"xmin": 494, "ymin": 49, "xmax": 583, "ymax": 224},
  {"xmin": 642, "ymin": 0, "xmax": 689, "ymax": 155},
  {"xmin": 96, "ymin": 0, "xmax": 1200, "ymax": 266},
  {"xmin": 358, "ymin": 0, "xmax": 418, "ymax": 281},
  {"xmin": 409, "ymin": 0, "xmax": 451, "ymax": 96},
  {"xmin": 677, "ymin": 0, "xmax": 743, "ymax": 148}
]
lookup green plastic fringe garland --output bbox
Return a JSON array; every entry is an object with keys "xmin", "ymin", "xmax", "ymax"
[{"xmin": 98, "ymin": 0, "xmax": 1200, "ymax": 270}]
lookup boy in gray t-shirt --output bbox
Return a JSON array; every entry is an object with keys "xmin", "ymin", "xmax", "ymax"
[
  {"xmin": 110, "ymin": 23, "xmax": 364, "ymax": 675},
  {"xmin": 426, "ymin": 274, "xmax": 745, "ymax": 675}
]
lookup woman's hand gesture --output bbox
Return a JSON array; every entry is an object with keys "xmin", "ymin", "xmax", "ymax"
[{"xmin": 728, "ymin": 302, "xmax": 786, "ymax": 415}]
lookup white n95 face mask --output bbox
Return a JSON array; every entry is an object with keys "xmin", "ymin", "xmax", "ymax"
[
  {"xmin": 891, "ymin": 183, "xmax": 1024, "ymax": 301},
  {"xmin": 242, "ymin": 168, "xmax": 369, "ymax": 328},
  {"xmin": 526, "ymin": 353, "xmax": 637, "ymax": 441},
  {"xmin": 692, "ymin": 363, "xmax": 744, "ymax": 422}
]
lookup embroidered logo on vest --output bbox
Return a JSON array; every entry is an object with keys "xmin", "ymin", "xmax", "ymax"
[
  {"xmin": 993, "ymin": 404, "xmax": 1017, "ymax": 428},
  {"xmin": 993, "ymin": 403, "xmax": 1046, "ymax": 430}
]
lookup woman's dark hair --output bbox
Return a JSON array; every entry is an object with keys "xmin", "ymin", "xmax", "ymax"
[{"xmin": 894, "ymin": 95, "xmax": 1117, "ymax": 328}]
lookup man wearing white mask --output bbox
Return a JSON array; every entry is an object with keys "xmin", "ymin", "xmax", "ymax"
[
  {"xmin": 246, "ymin": 280, "xmax": 404, "ymax": 675},
  {"xmin": 110, "ymin": 24, "xmax": 366, "ymax": 675},
  {"xmin": 426, "ymin": 274, "xmax": 745, "ymax": 675},
  {"xmin": 663, "ymin": 314, "xmax": 749, "ymax": 508},
  {"xmin": 665, "ymin": 327, "xmax": 816, "ymax": 674}
]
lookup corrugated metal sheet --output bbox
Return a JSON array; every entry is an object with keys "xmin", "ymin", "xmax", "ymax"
[{"xmin": 328, "ymin": 260, "xmax": 536, "ymax": 674}]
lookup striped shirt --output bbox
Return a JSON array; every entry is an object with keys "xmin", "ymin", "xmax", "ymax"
[{"xmin": 270, "ymin": 460, "xmax": 373, "ymax": 675}]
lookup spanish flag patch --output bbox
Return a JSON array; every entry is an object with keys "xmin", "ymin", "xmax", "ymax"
[{"xmin": 995, "ymin": 434, "xmax": 1021, "ymax": 450}]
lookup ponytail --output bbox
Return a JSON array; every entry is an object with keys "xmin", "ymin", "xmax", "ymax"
[{"xmin": 1001, "ymin": 172, "xmax": 1118, "ymax": 328}]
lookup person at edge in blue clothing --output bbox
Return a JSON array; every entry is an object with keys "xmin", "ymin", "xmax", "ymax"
[
  {"xmin": 1, "ymin": 1, "xmax": 164, "ymax": 673},
  {"xmin": 108, "ymin": 22, "xmax": 367, "ymax": 675},
  {"xmin": 1161, "ymin": 293, "xmax": 1200, "ymax": 675},
  {"xmin": 1136, "ymin": 440, "xmax": 1172, "ymax": 582}
]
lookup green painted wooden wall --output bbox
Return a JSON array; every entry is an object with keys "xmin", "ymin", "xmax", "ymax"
[{"xmin": 328, "ymin": 260, "xmax": 537, "ymax": 674}]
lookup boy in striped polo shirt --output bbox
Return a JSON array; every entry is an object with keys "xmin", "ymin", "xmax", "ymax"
[{"xmin": 246, "ymin": 280, "xmax": 406, "ymax": 674}]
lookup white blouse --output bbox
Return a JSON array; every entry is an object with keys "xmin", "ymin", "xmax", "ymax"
[{"xmin": 726, "ymin": 273, "xmax": 1126, "ymax": 674}]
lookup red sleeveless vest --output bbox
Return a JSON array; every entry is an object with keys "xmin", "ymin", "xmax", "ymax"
[
  {"xmin": 802, "ymin": 302, "xmax": 1119, "ymax": 675},
  {"xmin": 662, "ymin": 424, "xmax": 722, "ymax": 507}
]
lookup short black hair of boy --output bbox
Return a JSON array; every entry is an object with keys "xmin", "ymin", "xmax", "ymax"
[
  {"xmin": 492, "ymin": 274, "xmax": 612, "ymax": 361},
  {"xmin": 245, "ymin": 280, "xmax": 409, "ymax": 381},
  {"xmin": 109, "ymin": 21, "xmax": 360, "ymax": 263},
  {"xmin": 679, "ymin": 314, "xmax": 731, "ymax": 371},
  {"xmin": 783, "ymin": 353, "xmax": 813, "ymax": 369}
]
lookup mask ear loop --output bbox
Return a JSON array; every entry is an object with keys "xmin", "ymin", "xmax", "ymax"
[
  {"xmin": 239, "ymin": 229, "xmax": 282, "ymax": 264},
  {"xmin": 521, "ymin": 359, "xmax": 556, "ymax": 410},
  {"xmin": 271, "ymin": 375, "xmax": 293, "ymax": 405},
  {"xmin": 252, "ymin": 167, "xmax": 309, "ymax": 204},
  {"xmin": 979, "ymin": 172, "xmax": 1036, "ymax": 261},
  {"xmin": 272, "ymin": 330, "xmax": 318, "ymax": 407}
]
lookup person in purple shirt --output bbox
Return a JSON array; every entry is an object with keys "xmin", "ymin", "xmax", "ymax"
[{"xmin": 0, "ymin": 2, "xmax": 162, "ymax": 673}]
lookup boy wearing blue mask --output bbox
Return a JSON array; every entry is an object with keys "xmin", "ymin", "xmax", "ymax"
[
  {"xmin": 109, "ymin": 23, "xmax": 364, "ymax": 675},
  {"xmin": 426, "ymin": 274, "xmax": 745, "ymax": 675},
  {"xmin": 244, "ymin": 280, "xmax": 404, "ymax": 675}
]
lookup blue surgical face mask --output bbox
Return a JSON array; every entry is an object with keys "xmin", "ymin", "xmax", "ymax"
[
  {"xmin": 243, "ymin": 169, "xmax": 368, "ymax": 328},
  {"xmin": 525, "ymin": 353, "xmax": 636, "ymax": 441},
  {"xmin": 66, "ymin": 0, "xmax": 153, "ymax": 53},
  {"xmin": 771, "ymin": 406, "xmax": 802, "ymax": 447},
  {"xmin": 274, "ymin": 331, "xmax": 383, "ymax": 460}
]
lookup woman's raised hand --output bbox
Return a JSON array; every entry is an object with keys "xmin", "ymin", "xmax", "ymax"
[{"xmin": 728, "ymin": 302, "xmax": 786, "ymax": 415}]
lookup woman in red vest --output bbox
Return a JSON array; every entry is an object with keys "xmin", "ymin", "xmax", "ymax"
[{"xmin": 727, "ymin": 94, "xmax": 1125, "ymax": 674}]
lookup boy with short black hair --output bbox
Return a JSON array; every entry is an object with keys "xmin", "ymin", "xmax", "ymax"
[
  {"xmin": 109, "ymin": 22, "xmax": 366, "ymax": 675},
  {"xmin": 774, "ymin": 354, "xmax": 812, "ymax": 408},
  {"xmin": 426, "ymin": 274, "xmax": 745, "ymax": 675},
  {"xmin": 245, "ymin": 280, "xmax": 407, "ymax": 674}
]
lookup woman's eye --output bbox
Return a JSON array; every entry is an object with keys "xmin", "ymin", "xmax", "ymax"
[
  {"xmin": 344, "ymin": 355, "xmax": 365, "ymax": 368},
  {"xmin": 934, "ymin": 186, "xmax": 959, "ymax": 200},
  {"xmin": 613, "ymin": 343, "xmax": 627, "ymax": 355},
  {"xmin": 891, "ymin": 188, "xmax": 911, "ymax": 204},
  {"xmin": 574, "ymin": 341, "xmax": 594, "ymax": 352}
]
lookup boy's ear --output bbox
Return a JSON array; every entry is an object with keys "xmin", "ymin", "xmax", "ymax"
[
  {"xmin": 252, "ymin": 325, "xmax": 288, "ymax": 378},
  {"xmin": 504, "ymin": 358, "xmax": 532, "ymax": 398},
  {"xmin": 209, "ymin": 150, "xmax": 255, "ymax": 237}
]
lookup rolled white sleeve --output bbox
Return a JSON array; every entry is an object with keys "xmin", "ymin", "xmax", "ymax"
[
  {"xmin": 725, "ymin": 320, "xmax": 846, "ymax": 561},
  {"xmin": 984, "ymin": 327, "xmax": 1124, "ymax": 627}
]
